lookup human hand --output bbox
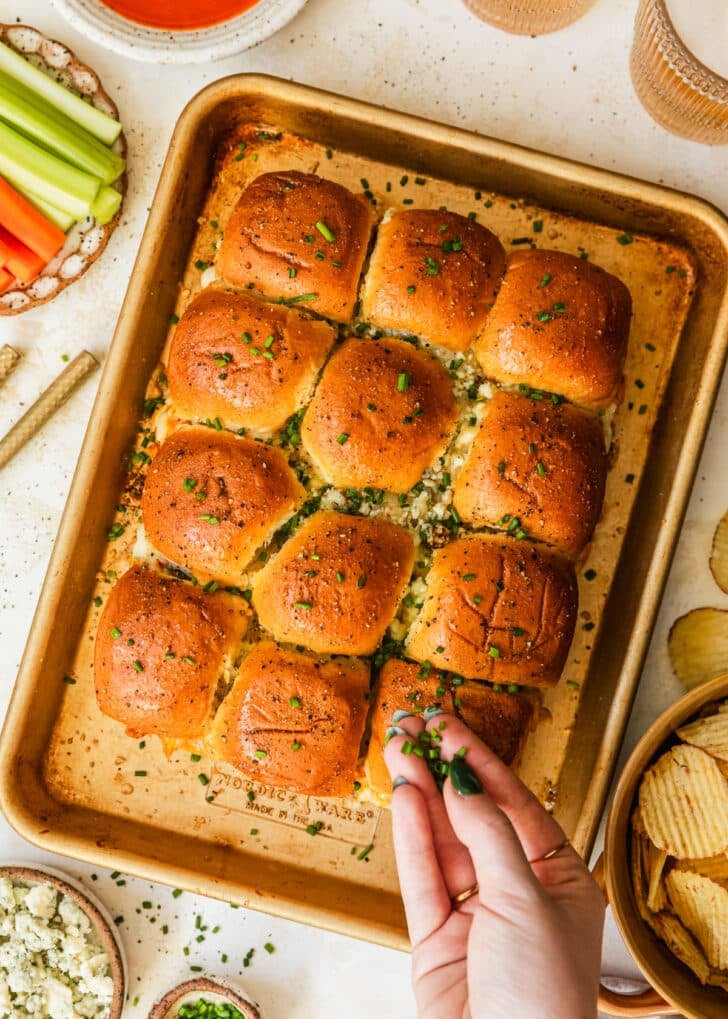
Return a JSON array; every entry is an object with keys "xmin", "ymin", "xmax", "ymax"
[{"xmin": 384, "ymin": 710, "xmax": 604, "ymax": 1019}]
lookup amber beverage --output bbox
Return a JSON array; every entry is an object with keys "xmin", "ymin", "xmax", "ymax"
[
  {"xmin": 461, "ymin": 0, "xmax": 598, "ymax": 35},
  {"xmin": 630, "ymin": 0, "xmax": 728, "ymax": 144}
]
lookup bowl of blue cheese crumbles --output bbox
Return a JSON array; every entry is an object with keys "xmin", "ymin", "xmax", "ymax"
[{"xmin": 0, "ymin": 865, "xmax": 124, "ymax": 1018}]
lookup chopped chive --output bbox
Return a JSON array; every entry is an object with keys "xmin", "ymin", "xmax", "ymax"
[
  {"xmin": 584, "ymin": 568, "xmax": 597, "ymax": 581},
  {"xmin": 497, "ymin": 460, "xmax": 506, "ymax": 476},
  {"xmin": 254, "ymin": 750, "xmax": 267, "ymax": 760},
  {"xmin": 325, "ymin": 148, "xmax": 332, "ymax": 159},
  {"xmin": 536, "ymin": 461, "xmax": 547, "ymax": 476},
  {"xmin": 511, "ymin": 237, "xmax": 530, "ymax": 245},
  {"xmin": 62, "ymin": 675, "xmax": 76, "ymax": 685},
  {"xmin": 463, "ymin": 573, "xmax": 476, "ymax": 581},
  {"xmin": 616, "ymin": 233, "xmax": 633, "ymax": 245},
  {"xmin": 306, "ymin": 821, "xmax": 323, "ymax": 835},
  {"xmin": 291, "ymin": 741, "xmax": 301, "ymax": 752},
  {"xmin": 182, "ymin": 476, "xmax": 197, "ymax": 492},
  {"xmin": 414, "ymin": 176, "xmax": 426, "ymax": 185},
  {"xmin": 194, "ymin": 259, "xmax": 209, "ymax": 271},
  {"xmin": 315, "ymin": 220, "xmax": 335, "ymax": 243},
  {"xmin": 336, "ymin": 571, "xmax": 345, "ymax": 583},
  {"xmin": 424, "ymin": 255, "xmax": 440, "ymax": 276},
  {"xmin": 107, "ymin": 522, "xmax": 125, "ymax": 541},
  {"xmin": 533, "ymin": 219, "xmax": 543, "ymax": 233},
  {"xmin": 488, "ymin": 645, "xmax": 500, "ymax": 659},
  {"xmin": 182, "ymin": 656, "xmax": 196, "ymax": 665},
  {"xmin": 134, "ymin": 770, "xmax": 147, "ymax": 777},
  {"xmin": 357, "ymin": 574, "xmax": 367, "ymax": 588},
  {"xmin": 552, "ymin": 302, "xmax": 566, "ymax": 313},
  {"xmin": 397, "ymin": 372, "xmax": 410, "ymax": 392},
  {"xmin": 538, "ymin": 273, "xmax": 552, "ymax": 287},
  {"xmin": 400, "ymin": 174, "xmax": 408, "ymax": 186},
  {"xmin": 536, "ymin": 310, "xmax": 552, "ymax": 322},
  {"xmin": 110, "ymin": 627, "xmax": 121, "ymax": 639},
  {"xmin": 132, "ymin": 660, "xmax": 144, "ymax": 672},
  {"xmin": 625, "ymin": 472, "xmax": 635, "ymax": 484},
  {"xmin": 336, "ymin": 433, "xmax": 349, "ymax": 444},
  {"xmin": 282, "ymin": 293, "xmax": 318, "ymax": 305},
  {"xmin": 294, "ymin": 601, "xmax": 312, "ymax": 610},
  {"xmin": 198, "ymin": 514, "xmax": 220, "ymax": 524},
  {"xmin": 358, "ymin": 844, "xmax": 374, "ymax": 860},
  {"xmin": 289, "ymin": 696, "xmax": 301, "ymax": 708},
  {"xmin": 406, "ymin": 284, "xmax": 416, "ymax": 294}
]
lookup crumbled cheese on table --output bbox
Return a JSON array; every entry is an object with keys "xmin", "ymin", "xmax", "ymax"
[{"xmin": 0, "ymin": 877, "xmax": 114, "ymax": 1018}]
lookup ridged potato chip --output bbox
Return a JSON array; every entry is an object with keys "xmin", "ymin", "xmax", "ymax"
[
  {"xmin": 646, "ymin": 842, "xmax": 668, "ymax": 913},
  {"xmin": 666, "ymin": 869, "xmax": 728, "ymax": 970},
  {"xmin": 638, "ymin": 744, "xmax": 728, "ymax": 859},
  {"xmin": 708, "ymin": 970, "xmax": 728, "ymax": 990},
  {"xmin": 677, "ymin": 855, "xmax": 728, "ymax": 883},
  {"xmin": 678, "ymin": 709, "xmax": 728, "ymax": 762},
  {"xmin": 710, "ymin": 511, "xmax": 728, "ymax": 595},
  {"xmin": 668, "ymin": 608, "xmax": 728, "ymax": 691},
  {"xmin": 630, "ymin": 828, "xmax": 651, "ymax": 923},
  {"xmin": 647, "ymin": 909, "xmax": 711, "ymax": 985}
]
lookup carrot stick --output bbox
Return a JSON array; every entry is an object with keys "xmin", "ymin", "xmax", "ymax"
[
  {"xmin": 0, "ymin": 266, "xmax": 15, "ymax": 293},
  {"xmin": 0, "ymin": 175, "xmax": 65, "ymax": 261},
  {"xmin": 0, "ymin": 225, "xmax": 45, "ymax": 283}
]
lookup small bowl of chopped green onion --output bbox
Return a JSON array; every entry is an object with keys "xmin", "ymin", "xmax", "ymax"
[{"xmin": 149, "ymin": 976, "xmax": 263, "ymax": 1019}]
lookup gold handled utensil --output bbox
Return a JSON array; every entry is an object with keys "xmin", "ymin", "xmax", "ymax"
[{"xmin": 0, "ymin": 350, "xmax": 99, "ymax": 470}]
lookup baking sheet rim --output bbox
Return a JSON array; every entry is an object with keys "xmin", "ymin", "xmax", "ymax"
[{"xmin": 1, "ymin": 74, "xmax": 728, "ymax": 945}]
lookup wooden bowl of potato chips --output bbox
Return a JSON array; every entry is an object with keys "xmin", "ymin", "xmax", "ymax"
[{"xmin": 601, "ymin": 672, "xmax": 728, "ymax": 1018}]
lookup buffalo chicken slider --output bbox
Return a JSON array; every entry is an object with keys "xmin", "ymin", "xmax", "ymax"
[
  {"xmin": 94, "ymin": 565, "xmax": 249, "ymax": 745},
  {"xmin": 365, "ymin": 658, "xmax": 538, "ymax": 803},
  {"xmin": 252, "ymin": 510, "xmax": 415, "ymax": 656},
  {"xmin": 405, "ymin": 533, "xmax": 577, "ymax": 688},
  {"xmin": 301, "ymin": 336, "xmax": 458, "ymax": 493},
  {"xmin": 167, "ymin": 288, "xmax": 336, "ymax": 434},
  {"xmin": 473, "ymin": 249, "xmax": 632, "ymax": 409},
  {"xmin": 453, "ymin": 389, "xmax": 607, "ymax": 558},
  {"xmin": 141, "ymin": 426, "xmax": 305, "ymax": 586},
  {"xmin": 360, "ymin": 209, "xmax": 506, "ymax": 352},
  {"xmin": 217, "ymin": 170, "xmax": 375, "ymax": 323},
  {"xmin": 210, "ymin": 641, "xmax": 369, "ymax": 797}
]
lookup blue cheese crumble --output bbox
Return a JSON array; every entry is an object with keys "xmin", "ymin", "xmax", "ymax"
[{"xmin": 0, "ymin": 877, "xmax": 114, "ymax": 1018}]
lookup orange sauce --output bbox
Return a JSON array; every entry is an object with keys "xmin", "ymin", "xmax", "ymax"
[{"xmin": 97, "ymin": 0, "xmax": 262, "ymax": 31}]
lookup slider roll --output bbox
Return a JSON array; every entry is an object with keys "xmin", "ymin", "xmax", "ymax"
[
  {"xmin": 405, "ymin": 533, "xmax": 577, "ymax": 688},
  {"xmin": 217, "ymin": 170, "xmax": 375, "ymax": 323},
  {"xmin": 301, "ymin": 336, "xmax": 458, "ymax": 493},
  {"xmin": 252, "ymin": 510, "xmax": 415, "ymax": 656},
  {"xmin": 365, "ymin": 658, "xmax": 538, "ymax": 803},
  {"xmin": 94, "ymin": 565, "xmax": 249, "ymax": 743},
  {"xmin": 453, "ymin": 389, "xmax": 607, "ymax": 558},
  {"xmin": 360, "ymin": 209, "xmax": 506, "ymax": 352},
  {"xmin": 210, "ymin": 641, "xmax": 369, "ymax": 797},
  {"xmin": 473, "ymin": 249, "xmax": 632, "ymax": 409},
  {"xmin": 141, "ymin": 426, "xmax": 305, "ymax": 586},
  {"xmin": 167, "ymin": 289, "xmax": 336, "ymax": 434}
]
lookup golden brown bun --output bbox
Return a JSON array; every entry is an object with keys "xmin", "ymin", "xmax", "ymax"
[
  {"xmin": 167, "ymin": 288, "xmax": 336, "ymax": 433},
  {"xmin": 217, "ymin": 171, "xmax": 375, "ymax": 323},
  {"xmin": 210, "ymin": 641, "xmax": 369, "ymax": 797},
  {"xmin": 453, "ymin": 390, "xmax": 607, "ymax": 558},
  {"xmin": 405, "ymin": 533, "xmax": 577, "ymax": 687},
  {"xmin": 94, "ymin": 565, "xmax": 249, "ymax": 741},
  {"xmin": 141, "ymin": 426, "xmax": 305, "ymax": 586},
  {"xmin": 473, "ymin": 249, "xmax": 632, "ymax": 409},
  {"xmin": 364, "ymin": 658, "xmax": 538, "ymax": 802},
  {"xmin": 301, "ymin": 336, "xmax": 458, "ymax": 492},
  {"xmin": 252, "ymin": 511, "xmax": 415, "ymax": 655},
  {"xmin": 359, "ymin": 209, "xmax": 505, "ymax": 352}
]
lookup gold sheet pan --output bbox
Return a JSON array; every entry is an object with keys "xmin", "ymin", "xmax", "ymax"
[{"xmin": 1, "ymin": 75, "xmax": 727, "ymax": 950}]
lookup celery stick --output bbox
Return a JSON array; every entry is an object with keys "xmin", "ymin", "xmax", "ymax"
[
  {"xmin": 0, "ymin": 41, "xmax": 121, "ymax": 146},
  {"xmin": 0, "ymin": 70, "xmax": 124, "ymax": 184},
  {"xmin": 90, "ymin": 185, "xmax": 122, "ymax": 226},
  {"xmin": 14, "ymin": 184, "xmax": 75, "ymax": 232},
  {"xmin": 0, "ymin": 120, "xmax": 99, "ymax": 218}
]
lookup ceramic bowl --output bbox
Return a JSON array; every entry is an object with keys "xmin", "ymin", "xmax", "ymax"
[
  {"xmin": 0, "ymin": 864, "xmax": 125, "ymax": 1018},
  {"xmin": 600, "ymin": 671, "xmax": 728, "ymax": 1018},
  {"xmin": 149, "ymin": 976, "xmax": 263, "ymax": 1019},
  {"xmin": 52, "ymin": 0, "xmax": 310, "ymax": 64}
]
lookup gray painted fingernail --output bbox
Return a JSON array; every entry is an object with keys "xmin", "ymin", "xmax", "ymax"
[
  {"xmin": 391, "ymin": 709, "xmax": 413, "ymax": 723},
  {"xmin": 392, "ymin": 776, "xmax": 410, "ymax": 789},
  {"xmin": 423, "ymin": 706, "xmax": 445, "ymax": 720},
  {"xmin": 449, "ymin": 755, "xmax": 483, "ymax": 796},
  {"xmin": 385, "ymin": 725, "xmax": 406, "ymax": 742}
]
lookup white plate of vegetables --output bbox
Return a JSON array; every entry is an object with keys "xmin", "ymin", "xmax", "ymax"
[{"xmin": 0, "ymin": 24, "xmax": 125, "ymax": 315}]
